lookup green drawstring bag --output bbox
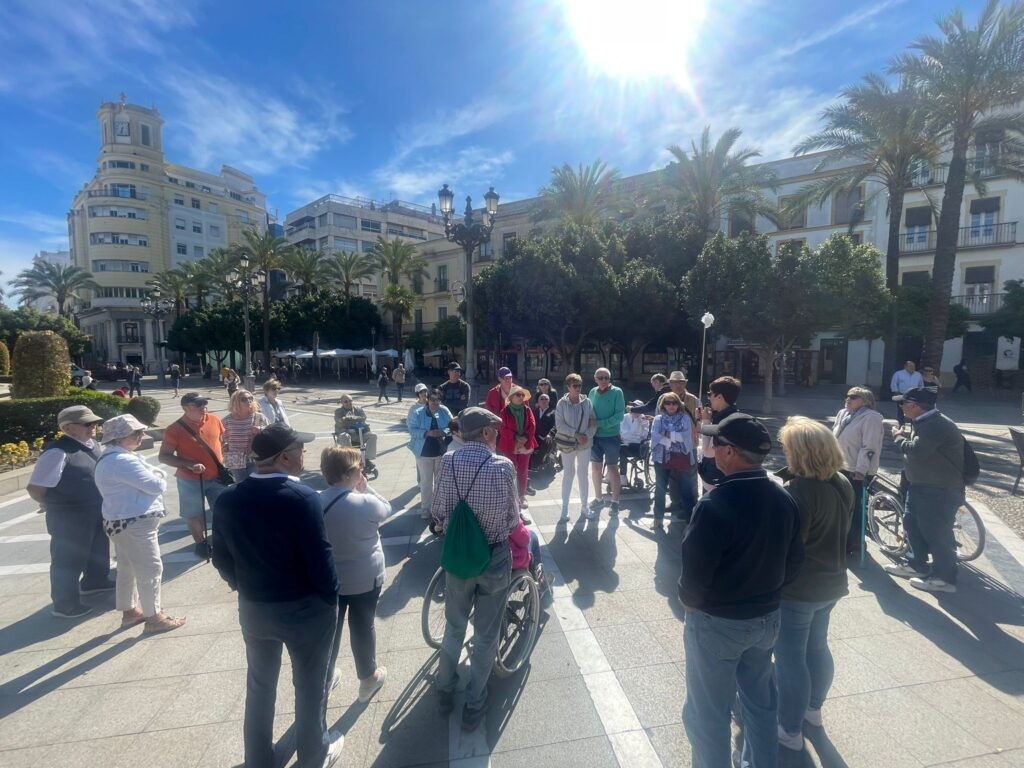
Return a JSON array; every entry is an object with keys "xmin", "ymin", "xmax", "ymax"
[{"xmin": 440, "ymin": 456, "xmax": 493, "ymax": 579}]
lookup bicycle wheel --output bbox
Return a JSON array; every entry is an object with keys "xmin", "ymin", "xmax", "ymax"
[
  {"xmin": 421, "ymin": 566, "xmax": 447, "ymax": 649},
  {"xmin": 868, "ymin": 492, "xmax": 909, "ymax": 557},
  {"xmin": 953, "ymin": 501, "xmax": 986, "ymax": 562},
  {"xmin": 493, "ymin": 571, "xmax": 540, "ymax": 679}
]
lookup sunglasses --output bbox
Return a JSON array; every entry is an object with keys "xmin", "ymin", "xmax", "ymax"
[
  {"xmin": 844, "ymin": 395, "xmax": 862, "ymax": 400},
  {"xmin": 663, "ymin": 401, "xmax": 680, "ymax": 407},
  {"xmin": 596, "ymin": 376, "xmax": 610, "ymax": 381},
  {"xmin": 512, "ymin": 393, "xmax": 525, "ymax": 398}
]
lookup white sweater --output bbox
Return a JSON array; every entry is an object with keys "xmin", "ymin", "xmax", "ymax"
[
  {"xmin": 94, "ymin": 446, "xmax": 167, "ymax": 521},
  {"xmin": 832, "ymin": 407, "xmax": 884, "ymax": 476}
]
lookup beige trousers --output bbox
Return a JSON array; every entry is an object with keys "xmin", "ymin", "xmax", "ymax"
[{"xmin": 110, "ymin": 515, "xmax": 163, "ymax": 616}]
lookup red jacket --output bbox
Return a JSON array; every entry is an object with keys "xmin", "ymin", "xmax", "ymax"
[
  {"xmin": 485, "ymin": 383, "xmax": 514, "ymax": 415},
  {"xmin": 498, "ymin": 403, "xmax": 537, "ymax": 457}
]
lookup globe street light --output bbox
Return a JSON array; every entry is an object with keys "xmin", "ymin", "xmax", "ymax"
[
  {"xmin": 140, "ymin": 288, "xmax": 174, "ymax": 386},
  {"xmin": 437, "ymin": 183, "xmax": 499, "ymax": 383},
  {"xmin": 227, "ymin": 253, "xmax": 266, "ymax": 391}
]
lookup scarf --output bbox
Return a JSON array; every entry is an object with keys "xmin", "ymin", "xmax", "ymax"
[{"xmin": 508, "ymin": 401, "xmax": 526, "ymax": 433}]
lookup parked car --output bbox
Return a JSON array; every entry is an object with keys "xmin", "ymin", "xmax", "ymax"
[
  {"xmin": 70, "ymin": 365, "xmax": 87, "ymax": 387},
  {"xmin": 93, "ymin": 364, "xmax": 128, "ymax": 382}
]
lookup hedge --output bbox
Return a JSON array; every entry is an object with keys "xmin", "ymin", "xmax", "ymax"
[
  {"xmin": 125, "ymin": 395, "xmax": 161, "ymax": 426},
  {"xmin": 0, "ymin": 341, "xmax": 10, "ymax": 376},
  {"xmin": 0, "ymin": 388, "xmax": 127, "ymax": 444},
  {"xmin": 12, "ymin": 331, "xmax": 69, "ymax": 399}
]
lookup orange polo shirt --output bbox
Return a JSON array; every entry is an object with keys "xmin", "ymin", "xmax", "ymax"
[{"xmin": 163, "ymin": 414, "xmax": 225, "ymax": 481}]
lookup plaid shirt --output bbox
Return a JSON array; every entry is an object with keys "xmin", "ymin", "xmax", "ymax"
[{"xmin": 431, "ymin": 440, "xmax": 519, "ymax": 544}]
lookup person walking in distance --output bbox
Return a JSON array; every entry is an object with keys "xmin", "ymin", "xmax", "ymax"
[
  {"xmin": 890, "ymin": 361, "xmax": 923, "ymax": 428},
  {"xmin": 28, "ymin": 406, "xmax": 115, "ymax": 618},
  {"xmin": 679, "ymin": 413, "xmax": 803, "ymax": 768},
  {"xmin": 376, "ymin": 366, "xmax": 390, "ymax": 404},
  {"xmin": 212, "ymin": 424, "xmax": 344, "ymax": 768},
  {"xmin": 588, "ymin": 367, "xmax": 625, "ymax": 517},
  {"xmin": 126, "ymin": 365, "xmax": 143, "ymax": 397},
  {"xmin": 953, "ymin": 359, "xmax": 972, "ymax": 394}
]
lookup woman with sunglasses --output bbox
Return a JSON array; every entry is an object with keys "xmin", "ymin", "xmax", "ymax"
[
  {"xmin": 831, "ymin": 386, "xmax": 883, "ymax": 557},
  {"xmin": 554, "ymin": 373, "xmax": 596, "ymax": 521},
  {"xmin": 650, "ymin": 392, "xmax": 696, "ymax": 526},
  {"xmin": 222, "ymin": 389, "xmax": 269, "ymax": 482},
  {"xmin": 499, "ymin": 386, "xmax": 537, "ymax": 509}
]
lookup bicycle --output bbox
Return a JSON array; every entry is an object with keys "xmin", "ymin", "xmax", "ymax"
[{"xmin": 867, "ymin": 475, "xmax": 986, "ymax": 562}]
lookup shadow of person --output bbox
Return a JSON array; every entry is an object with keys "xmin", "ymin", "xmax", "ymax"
[{"xmin": 802, "ymin": 725, "xmax": 850, "ymax": 767}]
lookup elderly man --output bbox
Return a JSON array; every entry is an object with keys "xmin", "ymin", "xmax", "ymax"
[
  {"xmin": 680, "ymin": 413, "xmax": 803, "ymax": 768},
  {"xmin": 890, "ymin": 361, "xmax": 924, "ymax": 427},
  {"xmin": 212, "ymin": 424, "xmax": 343, "ymax": 768},
  {"xmin": 334, "ymin": 394, "xmax": 378, "ymax": 473},
  {"xmin": 28, "ymin": 405, "xmax": 114, "ymax": 618},
  {"xmin": 439, "ymin": 361, "xmax": 472, "ymax": 415},
  {"xmin": 159, "ymin": 393, "xmax": 227, "ymax": 559},
  {"xmin": 629, "ymin": 373, "xmax": 671, "ymax": 417},
  {"xmin": 588, "ymin": 367, "xmax": 625, "ymax": 517},
  {"xmin": 431, "ymin": 407, "xmax": 519, "ymax": 731}
]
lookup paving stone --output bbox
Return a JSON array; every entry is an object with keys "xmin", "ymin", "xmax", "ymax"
[
  {"xmin": 967, "ymin": 669, "xmax": 1024, "ymax": 715},
  {"xmin": 614, "ymin": 662, "xmax": 685, "ymax": 728},
  {"xmin": 153, "ymin": 669, "xmax": 248, "ymax": 730},
  {"xmin": 827, "ymin": 639, "xmax": 901, "ymax": 697},
  {"xmin": 515, "ymin": 627, "xmax": 579, "ymax": 682},
  {"xmin": 22, "ymin": 734, "xmax": 139, "ymax": 768},
  {"xmin": 365, "ymin": 689, "xmax": 448, "ymax": 767},
  {"xmin": 644, "ymin": 722, "xmax": 694, "ymax": 767},
  {"xmin": 646, "ymin": 618, "xmax": 685, "ymax": 662},
  {"xmin": 591, "ymin": 623, "xmax": 665, "ymax": 671},
  {"xmin": 489, "ymin": 734, "xmax": 619, "ymax": 768},
  {"xmin": 908, "ymin": 677, "xmax": 1024, "ymax": 752},
  {"xmin": 63, "ymin": 676, "xmax": 192, "ymax": 742},
  {"xmin": 487, "ymin": 675, "xmax": 605, "ymax": 753},
  {"xmin": 113, "ymin": 722, "xmax": 220, "ymax": 768},
  {"xmin": 811, "ymin": 694, "xmax": 923, "ymax": 768},
  {"xmin": 577, "ymin": 589, "xmax": 643, "ymax": 628},
  {"xmin": 843, "ymin": 630, "xmax": 969, "ymax": 685}
]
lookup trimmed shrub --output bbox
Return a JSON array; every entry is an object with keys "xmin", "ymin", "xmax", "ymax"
[
  {"xmin": 11, "ymin": 331, "xmax": 70, "ymax": 399},
  {"xmin": 0, "ymin": 341, "xmax": 10, "ymax": 375},
  {"xmin": 125, "ymin": 396, "xmax": 161, "ymax": 426},
  {"xmin": 0, "ymin": 389, "xmax": 126, "ymax": 444}
]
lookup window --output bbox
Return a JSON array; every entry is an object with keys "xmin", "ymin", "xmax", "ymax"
[
  {"xmin": 177, "ymin": 243, "xmax": 187, "ymax": 255},
  {"xmin": 137, "ymin": 237, "xmax": 148, "ymax": 247},
  {"xmin": 334, "ymin": 213, "xmax": 357, "ymax": 229},
  {"xmin": 201, "ymin": 185, "xmax": 211, "ymax": 193},
  {"xmin": 414, "ymin": 309, "xmax": 423, "ymax": 332},
  {"xmin": 174, "ymin": 195, "xmax": 184, "ymax": 206},
  {"xmin": 237, "ymin": 209, "xmax": 250, "ymax": 224},
  {"xmin": 209, "ymin": 224, "xmax": 221, "ymax": 238},
  {"xmin": 775, "ymin": 238, "xmax": 805, "ymax": 257},
  {"xmin": 317, "ymin": 213, "xmax": 328, "ymax": 227},
  {"xmin": 106, "ymin": 160, "xmax": 135, "ymax": 169},
  {"xmin": 175, "ymin": 218, "xmax": 186, "ymax": 230},
  {"xmin": 833, "ymin": 187, "xmax": 863, "ymax": 226},
  {"xmin": 963, "ymin": 265, "xmax": 996, "ymax": 312},
  {"xmin": 168, "ymin": 176, "xmax": 179, "ymax": 185},
  {"xmin": 437, "ymin": 306, "xmax": 448, "ymax": 322},
  {"xmin": 904, "ymin": 207, "xmax": 932, "ymax": 251},
  {"xmin": 335, "ymin": 236, "xmax": 357, "ymax": 251},
  {"xmin": 848, "ymin": 232, "xmax": 863, "ymax": 246},
  {"xmin": 436, "ymin": 264, "xmax": 449, "ymax": 293},
  {"xmin": 969, "ymin": 198, "xmax": 1000, "ymax": 242},
  {"xmin": 412, "ymin": 274, "xmax": 423, "ymax": 294},
  {"xmin": 185, "ymin": 181, "xmax": 196, "ymax": 189},
  {"xmin": 729, "ymin": 210, "xmax": 755, "ymax": 237},
  {"xmin": 901, "ymin": 270, "xmax": 930, "ymax": 286},
  {"xmin": 361, "ymin": 240, "xmax": 376, "ymax": 253},
  {"xmin": 361, "ymin": 219, "xmax": 381, "ymax": 233},
  {"xmin": 478, "ymin": 240, "xmax": 493, "ymax": 259},
  {"xmin": 191, "ymin": 198, "xmax": 200, "ymax": 209},
  {"xmin": 111, "ymin": 183, "xmax": 136, "ymax": 198},
  {"xmin": 319, "ymin": 237, "xmax": 330, "ymax": 250},
  {"xmin": 777, "ymin": 196, "xmax": 806, "ymax": 230},
  {"xmin": 122, "ymin": 323, "xmax": 140, "ymax": 342},
  {"xmin": 140, "ymin": 163, "xmax": 149, "ymax": 172},
  {"xmin": 129, "ymin": 262, "xmax": 143, "ymax": 272},
  {"xmin": 193, "ymin": 245, "xmax": 204, "ymax": 258},
  {"xmin": 974, "ymin": 129, "xmax": 1003, "ymax": 173},
  {"xmin": 208, "ymin": 202, "xmax": 218, "ymax": 213},
  {"xmin": 99, "ymin": 287, "xmax": 145, "ymax": 299},
  {"xmin": 140, "ymin": 124, "xmax": 151, "ymax": 147},
  {"xmin": 502, "ymin": 231, "xmax": 518, "ymax": 256},
  {"xmin": 192, "ymin": 222, "xmax": 202, "ymax": 234}
]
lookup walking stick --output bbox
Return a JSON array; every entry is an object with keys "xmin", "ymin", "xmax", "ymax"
[
  {"xmin": 860, "ymin": 484, "xmax": 868, "ymax": 568},
  {"xmin": 199, "ymin": 474, "xmax": 211, "ymax": 563}
]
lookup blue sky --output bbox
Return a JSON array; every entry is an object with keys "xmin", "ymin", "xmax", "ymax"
[{"xmin": 0, "ymin": 0, "xmax": 988, "ymax": 288}]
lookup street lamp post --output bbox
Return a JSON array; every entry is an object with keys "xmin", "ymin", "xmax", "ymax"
[
  {"xmin": 140, "ymin": 289, "xmax": 174, "ymax": 387},
  {"xmin": 437, "ymin": 183, "xmax": 499, "ymax": 384},
  {"xmin": 228, "ymin": 254, "xmax": 266, "ymax": 392}
]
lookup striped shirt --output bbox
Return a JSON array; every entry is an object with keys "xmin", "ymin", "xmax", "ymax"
[
  {"xmin": 430, "ymin": 441, "xmax": 519, "ymax": 545},
  {"xmin": 222, "ymin": 412, "xmax": 269, "ymax": 469}
]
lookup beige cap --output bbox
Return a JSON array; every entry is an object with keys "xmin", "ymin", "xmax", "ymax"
[{"xmin": 57, "ymin": 405, "xmax": 103, "ymax": 428}]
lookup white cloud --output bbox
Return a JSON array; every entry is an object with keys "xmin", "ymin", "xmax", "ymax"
[
  {"xmin": 21, "ymin": 149, "xmax": 95, "ymax": 194},
  {"xmin": 0, "ymin": 211, "xmax": 69, "ymax": 239},
  {"xmin": 390, "ymin": 99, "xmax": 516, "ymax": 164},
  {"xmin": 374, "ymin": 147, "xmax": 516, "ymax": 204},
  {"xmin": 770, "ymin": 0, "xmax": 907, "ymax": 60}
]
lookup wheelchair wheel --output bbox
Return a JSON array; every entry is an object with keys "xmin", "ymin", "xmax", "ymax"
[
  {"xmin": 492, "ymin": 570, "xmax": 540, "ymax": 679},
  {"xmin": 421, "ymin": 566, "xmax": 447, "ymax": 649},
  {"xmin": 868, "ymin": 492, "xmax": 909, "ymax": 557},
  {"xmin": 954, "ymin": 501, "xmax": 986, "ymax": 562}
]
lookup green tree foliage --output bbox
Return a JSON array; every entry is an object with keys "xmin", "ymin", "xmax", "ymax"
[
  {"xmin": 10, "ymin": 258, "xmax": 99, "ymax": 317},
  {"xmin": 374, "ymin": 237, "xmax": 427, "ymax": 286},
  {"xmin": 430, "ymin": 315, "xmax": 466, "ymax": 351},
  {"xmin": 0, "ymin": 340, "xmax": 9, "ymax": 376},
  {"xmin": 125, "ymin": 396, "xmax": 161, "ymax": 426},
  {"xmin": 983, "ymin": 279, "xmax": 1024, "ymax": 339},
  {"xmin": 536, "ymin": 160, "xmax": 624, "ymax": 227},
  {"xmin": 326, "ymin": 250, "xmax": 377, "ymax": 317},
  {"xmin": 0, "ymin": 306, "xmax": 89, "ymax": 358},
  {"xmin": 620, "ymin": 212, "xmax": 707, "ymax": 285},
  {"xmin": 0, "ymin": 390, "xmax": 125, "ymax": 444},
  {"xmin": 146, "ymin": 270, "xmax": 188, "ymax": 318},
  {"xmin": 237, "ymin": 228, "xmax": 295, "ymax": 369},
  {"xmin": 894, "ymin": 281, "xmax": 970, "ymax": 340},
  {"xmin": 381, "ymin": 284, "xmax": 416, "ymax": 348},
  {"xmin": 12, "ymin": 330, "xmax": 71, "ymax": 399},
  {"xmin": 281, "ymin": 247, "xmax": 332, "ymax": 297},
  {"xmin": 279, "ymin": 293, "xmax": 382, "ymax": 350}
]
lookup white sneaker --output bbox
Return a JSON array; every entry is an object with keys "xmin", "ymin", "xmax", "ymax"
[
  {"xmin": 910, "ymin": 576, "xmax": 957, "ymax": 593},
  {"xmin": 804, "ymin": 707, "xmax": 822, "ymax": 727},
  {"xmin": 357, "ymin": 667, "xmax": 387, "ymax": 703},
  {"xmin": 322, "ymin": 730, "xmax": 344, "ymax": 768},
  {"xmin": 777, "ymin": 724, "xmax": 804, "ymax": 751},
  {"xmin": 883, "ymin": 563, "xmax": 920, "ymax": 580}
]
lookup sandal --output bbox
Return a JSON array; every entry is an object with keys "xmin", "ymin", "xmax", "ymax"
[
  {"xmin": 120, "ymin": 609, "xmax": 145, "ymax": 629},
  {"xmin": 143, "ymin": 613, "xmax": 187, "ymax": 635}
]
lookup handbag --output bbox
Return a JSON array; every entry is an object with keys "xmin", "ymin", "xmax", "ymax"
[
  {"xmin": 175, "ymin": 418, "xmax": 235, "ymax": 486},
  {"xmin": 554, "ymin": 404, "xmax": 586, "ymax": 453},
  {"xmin": 663, "ymin": 448, "xmax": 693, "ymax": 472}
]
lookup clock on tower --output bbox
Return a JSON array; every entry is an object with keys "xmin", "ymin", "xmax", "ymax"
[{"xmin": 114, "ymin": 115, "xmax": 130, "ymax": 143}]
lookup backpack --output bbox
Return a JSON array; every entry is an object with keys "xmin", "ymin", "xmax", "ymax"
[
  {"xmin": 962, "ymin": 438, "xmax": 980, "ymax": 486},
  {"xmin": 440, "ymin": 456, "xmax": 493, "ymax": 579}
]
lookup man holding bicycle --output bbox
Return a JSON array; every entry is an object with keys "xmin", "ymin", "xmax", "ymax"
[{"xmin": 885, "ymin": 387, "xmax": 966, "ymax": 594}]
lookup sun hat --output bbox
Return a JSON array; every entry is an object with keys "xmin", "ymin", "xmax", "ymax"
[
  {"xmin": 100, "ymin": 414, "xmax": 149, "ymax": 444},
  {"xmin": 668, "ymin": 371, "xmax": 688, "ymax": 382},
  {"xmin": 57, "ymin": 405, "xmax": 103, "ymax": 427}
]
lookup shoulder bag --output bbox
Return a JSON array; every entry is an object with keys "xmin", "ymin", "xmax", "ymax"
[{"xmin": 175, "ymin": 418, "xmax": 235, "ymax": 486}]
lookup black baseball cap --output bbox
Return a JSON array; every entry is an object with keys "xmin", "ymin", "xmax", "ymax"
[
  {"xmin": 251, "ymin": 424, "xmax": 316, "ymax": 461},
  {"xmin": 894, "ymin": 387, "xmax": 937, "ymax": 407},
  {"xmin": 180, "ymin": 392, "xmax": 209, "ymax": 408},
  {"xmin": 700, "ymin": 412, "xmax": 772, "ymax": 455},
  {"xmin": 447, "ymin": 362, "xmax": 462, "ymax": 371}
]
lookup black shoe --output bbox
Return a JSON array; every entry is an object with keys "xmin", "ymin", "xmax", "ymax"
[
  {"xmin": 79, "ymin": 580, "xmax": 116, "ymax": 595},
  {"xmin": 52, "ymin": 604, "xmax": 92, "ymax": 619},
  {"xmin": 609, "ymin": 501, "xmax": 620, "ymax": 515},
  {"xmin": 438, "ymin": 689, "xmax": 455, "ymax": 716},
  {"xmin": 364, "ymin": 460, "xmax": 376, "ymax": 473},
  {"xmin": 461, "ymin": 703, "xmax": 488, "ymax": 731},
  {"xmin": 194, "ymin": 541, "xmax": 211, "ymax": 559},
  {"xmin": 526, "ymin": 486, "xmax": 536, "ymax": 496}
]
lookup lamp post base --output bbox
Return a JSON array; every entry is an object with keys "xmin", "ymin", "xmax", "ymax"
[{"xmin": 245, "ymin": 374, "xmax": 256, "ymax": 391}]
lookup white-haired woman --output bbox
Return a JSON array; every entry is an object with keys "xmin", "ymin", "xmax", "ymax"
[
  {"xmin": 222, "ymin": 389, "xmax": 269, "ymax": 482},
  {"xmin": 832, "ymin": 386, "xmax": 883, "ymax": 557}
]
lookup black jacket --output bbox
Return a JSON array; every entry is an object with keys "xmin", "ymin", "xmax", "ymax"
[
  {"xmin": 631, "ymin": 385, "xmax": 672, "ymax": 417},
  {"xmin": 532, "ymin": 405, "xmax": 556, "ymax": 439}
]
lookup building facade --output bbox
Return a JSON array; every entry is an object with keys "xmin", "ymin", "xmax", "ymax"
[{"xmin": 68, "ymin": 95, "xmax": 267, "ymax": 371}]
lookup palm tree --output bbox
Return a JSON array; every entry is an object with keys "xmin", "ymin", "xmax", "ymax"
[
  {"xmin": 381, "ymin": 283, "xmax": 416, "ymax": 349},
  {"xmin": 281, "ymin": 247, "xmax": 331, "ymax": 297},
  {"xmin": 666, "ymin": 126, "xmax": 779, "ymax": 244},
  {"xmin": 202, "ymin": 247, "xmax": 241, "ymax": 301},
  {"xmin": 537, "ymin": 160, "xmax": 623, "ymax": 227},
  {"xmin": 146, "ymin": 270, "xmax": 188, "ymax": 319},
  {"xmin": 326, "ymin": 250, "xmax": 377, "ymax": 317},
  {"xmin": 891, "ymin": 0, "xmax": 1024, "ymax": 367},
  {"xmin": 373, "ymin": 236, "xmax": 428, "ymax": 286},
  {"xmin": 236, "ymin": 228, "xmax": 295, "ymax": 369},
  {"xmin": 11, "ymin": 258, "xmax": 98, "ymax": 317},
  {"xmin": 791, "ymin": 74, "xmax": 939, "ymax": 392},
  {"xmin": 176, "ymin": 261, "xmax": 213, "ymax": 308}
]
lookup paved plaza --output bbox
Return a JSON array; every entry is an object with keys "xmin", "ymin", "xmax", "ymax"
[{"xmin": 0, "ymin": 379, "xmax": 1023, "ymax": 767}]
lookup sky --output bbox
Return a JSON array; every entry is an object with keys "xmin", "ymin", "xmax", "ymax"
[{"xmin": 0, "ymin": 0, "xmax": 990, "ymax": 291}]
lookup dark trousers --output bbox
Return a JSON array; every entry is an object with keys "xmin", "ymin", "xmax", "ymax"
[
  {"xmin": 896, "ymin": 402, "xmax": 906, "ymax": 427},
  {"xmin": 327, "ymin": 586, "xmax": 382, "ymax": 681},
  {"xmin": 395, "ymin": 383, "xmax": 404, "ymax": 401},
  {"xmin": 45, "ymin": 508, "xmax": 110, "ymax": 611},
  {"xmin": 904, "ymin": 484, "xmax": 963, "ymax": 584},
  {"xmin": 952, "ymin": 376, "xmax": 972, "ymax": 393},
  {"xmin": 377, "ymin": 384, "xmax": 389, "ymax": 402},
  {"xmin": 840, "ymin": 471, "xmax": 872, "ymax": 555},
  {"xmin": 239, "ymin": 595, "xmax": 337, "ymax": 768},
  {"xmin": 128, "ymin": 380, "xmax": 142, "ymax": 397}
]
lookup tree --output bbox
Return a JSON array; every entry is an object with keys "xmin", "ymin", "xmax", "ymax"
[
  {"xmin": 0, "ymin": 306, "xmax": 89, "ymax": 358},
  {"xmin": 11, "ymin": 331, "xmax": 70, "ymax": 398},
  {"xmin": 891, "ymin": 0, "xmax": 1024, "ymax": 367},
  {"xmin": 147, "ymin": 270, "xmax": 188, "ymax": 319},
  {"xmin": 236, "ymin": 228, "xmax": 295, "ymax": 370},
  {"xmin": 326, "ymin": 250, "xmax": 377, "ymax": 317},
  {"xmin": 374, "ymin": 236, "xmax": 427, "ymax": 286},
  {"xmin": 281, "ymin": 247, "xmax": 331, "ymax": 297},
  {"xmin": 792, "ymin": 74, "xmax": 939, "ymax": 393},
  {"xmin": 682, "ymin": 233, "xmax": 889, "ymax": 412},
  {"xmin": 895, "ymin": 281, "xmax": 971, "ymax": 341},
  {"xmin": 536, "ymin": 160, "xmax": 624, "ymax": 227},
  {"xmin": 176, "ymin": 261, "xmax": 213, "ymax": 308},
  {"xmin": 10, "ymin": 258, "xmax": 98, "ymax": 317},
  {"xmin": 608, "ymin": 259, "xmax": 690, "ymax": 376},
  {"xmin": 430, "ymin": 315, "xmax": 466, "ymax": 351},
  {"xmin": 620, "ymin": 211, "xmax": 707, "ymax": 284},
  {"xmin": 983, "ymin": 279, "xmax": 1024, "ymax": 339},
  {"xmin": 665, "ymin": 126, "xmax": 779, "ymax": 245},
  {"xmin": 202, "ymin": 247, "xmax": 241, "ymax": 301},
  {"xmin": 381, "ymin": 284, "xmax": 415, "ymax": 348}
]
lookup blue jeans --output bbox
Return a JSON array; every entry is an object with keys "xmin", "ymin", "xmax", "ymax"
[
  {"xmin": 653, "ymin": 464, "xmax": 698, "ymax": 519},
  {"xmin": 775, "ymin": 599, "xmax": 837, "ymax": 733},
  {"xmin": 683, "ymin": 610, "xmax": 781, "ymax": 768},
  {"xmin": 437, "ymin": 544, "xmax": 512, "ymax": 711},
  {"xmin": 238, "ymin": 595, "xmax": 337, "ymax": 768},
  {"xmin": 904, "ymin": 484, "xmax": 964, "ymax": 583}
]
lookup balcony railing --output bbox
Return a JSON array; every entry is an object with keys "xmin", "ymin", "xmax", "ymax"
[
  {"xmin": 435, "ymin": 278, "xmax": 449, "ymax": 293},
  {"xmin": 116, "ymin": 334, "xmax": 144, "ymax": 345},
  {"xmin": 899, "ymin": 222, "xmax": 1017, "ymax": 254},
  {"xmin": 951, "ymin": 293, "xmax": 1005, "ymax": 315},
  {"xmin": 908, "ymin": 155, "xmax": 1019, "ymax": 188},
  {"xmin": 87, "ymin": 189, "xmax": 148, "ymax": 200}
]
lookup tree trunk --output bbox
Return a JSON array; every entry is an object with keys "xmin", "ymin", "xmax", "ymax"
[
  {"xmin": 881, "ymin": 184, "xmax": 907, "ymax": 398},
  {"xmin": 924, "ymin": 134, "xmax": 970, "ymax": 369},
  {"xmin": 756, "ymin": 347, "xmax": 776, "ymax": 414},
  {"xmin": 777, "ymin": 350, "xmax": 787, "ymax": 397},
  {"xmin": 261, "ymin": 281, "xmax": 272, "ymax": 372}
]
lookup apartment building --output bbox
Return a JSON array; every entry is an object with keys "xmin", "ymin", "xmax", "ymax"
[{"xmin": 68, "ymin": 94, "xmax": 267, "ymax": 371}]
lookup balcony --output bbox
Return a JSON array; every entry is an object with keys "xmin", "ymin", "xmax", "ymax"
[
  {"xmin": 435, "ymin": 278, "xmax": 449, "ymax": 294},
  {"xmin": 116, "ymin": 334, "xmax": 144, "ymax": 345},
  {"xmin": 908, "ymin": 155, "xmax": 1019, "ymax": 188},
  {"xmin": 87, "ymin": 189, "xmax": 148, "ymax": 200},
  {"xmin": 899, "ymin": 222, "xmax": 1017, "ymax": 254},
  {"xmin": 951, "ymin": 293, "xmax": 1005, "ymax": 316},
  {"xmin": 286, "ymin": 221, "xmax": 316, "ymax": 235}
]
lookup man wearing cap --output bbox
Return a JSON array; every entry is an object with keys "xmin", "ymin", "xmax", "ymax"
[
  {"xmin": 212, "ymin": 424, "xmax": 343, "ymax": 768},
  {"xmin": 334, "ymin": 394, "xmax": 378, "ymax": 473},
  {"xmin": 890, "ymin": 360, "xmax": 924, "ymax": 427},
  {"xmin": 588, "ymin": 367, "xmax": 625, "ymax": 516},
  {"xmin": 679, "ymin": 413, "xmax": 804, "ymax": 768},
  {"xmin": 28, "ymin": 405, "xmax": 114, "ymax": 618},
  {"xmin": 485, "ymin": 367, "xmax": 515, "ymax": 415},
  {"xmin": 439, "ymin": 362, "xmax": 471, "ymax": 415},
  {"xmin": 884, "ymin": 388, "xmax": 967, "ymax": 593},
  {"xmin": 430, "ymin": 407, "xmax": 519, "ymax": 731},
  {"xmin": 159, "ymin": 393, "xmax": 227, "ymax": 559}
]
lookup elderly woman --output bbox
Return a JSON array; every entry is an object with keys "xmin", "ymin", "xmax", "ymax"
[
  {"xmin": 775, "ymin": 417, "xmax": 854, "ymax": 751},
  {"xmin": 534, "ymin": 377, "xmax": 559, "ymax": 404},
  {"xmin": 650, "ymin": 392, "xmax": 696, "ymax": 525},
  {"xmin": 321, "ymin": 446, "xmax": 388, "ymax": 703},
  {"xmin": 408, "ymin": 389, "xmax": 453, "ymax": 518},
  {"xmin": 832, "ymin": 386, "xmax": 884, "ymax": 557},
  {"xmin": 334, "ymin": 394, "xmax": 379, "ymax": 473},
  {"xmin": 222, "ymin": 389, "xmax": 269, "ymax": 482},
  {"xmin": 499, "ymin": 386, "xmax": 537, "ymax": 509},
  {"xmin": 555, "ymin": 373, "xmax": 596, "ymax": 521},
  {"xmin": 94, "ymin": 414, "xmax": 186, "ymax": 635},
  {"xmin": 258, "ymin": 379, "xmax": 290, "ymax": 426}
]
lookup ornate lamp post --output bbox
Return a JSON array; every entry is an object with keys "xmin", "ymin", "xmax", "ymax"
[
  {"xmin": 140, "ymin": 289, "xmax": 173, "ymax": 386},
  {"xmin": 227, "ymin": 254, "xmax": 266, "ymax": 391},
  {"xmin": 437, "ymin": 183, "xmax": 499, "ymax": 383}
]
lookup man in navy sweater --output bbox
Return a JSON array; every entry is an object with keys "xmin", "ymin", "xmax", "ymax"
[
  {"xmin": 213, "ymin": 424, "xmax": 343, "ymax": 768},
  {"xmin": 679, "ymin": 413, "xmax": 803, "ymax": 768}
]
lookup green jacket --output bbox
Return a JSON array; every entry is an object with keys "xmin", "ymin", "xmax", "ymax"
[
  {"xmin": 894, "ymin": 411, "xmax": 965, "ymax": 489},
  {"xmin": 588, "ymin": 385, "xmax": 625, "ymax": 438}
]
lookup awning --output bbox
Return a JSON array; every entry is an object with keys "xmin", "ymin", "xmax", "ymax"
[{"xmin": 423, "ymin": 349, "xmax": 445, "ymax": 357}]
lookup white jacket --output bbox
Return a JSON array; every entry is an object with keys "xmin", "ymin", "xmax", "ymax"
[
  {"xmin": 832, "ymin": 407, "xmax": 884, "ymax": 476},
  {"xmin": 94, "ymin": 446, "xmax": 167, "ymax": 521},
  {"xmin": 258, "ymin": 395, "xmax": 290, "ymax": 427}
]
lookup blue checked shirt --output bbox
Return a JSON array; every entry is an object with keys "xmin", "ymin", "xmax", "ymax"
[{"xmin": 430, "ymin": 441, "xmax": 519, "ymax": 544}]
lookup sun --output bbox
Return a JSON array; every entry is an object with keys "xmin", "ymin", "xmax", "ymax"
[{"xmin": 562, "ymin": 0, "xmax": 706, "ymax": 87}]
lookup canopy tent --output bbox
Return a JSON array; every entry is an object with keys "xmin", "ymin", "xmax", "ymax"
[
  {"xmin": 423, "ymin": 349, "xmax": 445, "ymax": 357},
  {"xmin": 294, "ymin": 349, "xmax": 336, "ymax": 359}
]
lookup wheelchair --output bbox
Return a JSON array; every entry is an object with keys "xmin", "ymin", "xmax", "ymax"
[
  {"xmin": 620, "ymin": 438, "xmax": 652, "ymax": 490},
  {"xmin": 333, "ymin": 423, "xmax": 379, "ymax": 480}
]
